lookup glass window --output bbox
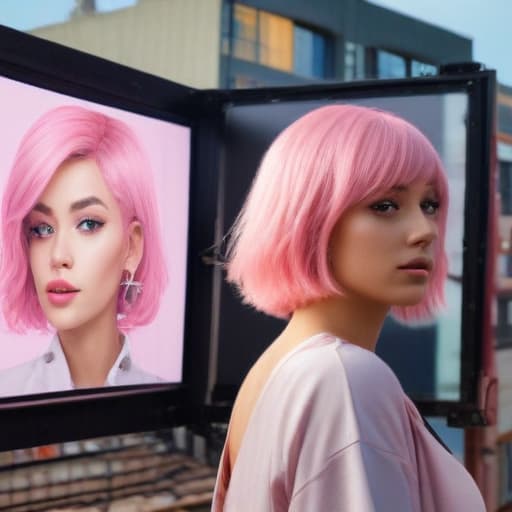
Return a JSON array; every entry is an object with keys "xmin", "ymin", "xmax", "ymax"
[
  {"xmin": 344, "ymin": 41, "xmax": 365, "ymax": 81},
  {"xmin": 221, "ymin": 1, "xmax": 231, "ymax": 56},
  {"xmin": 411, "ymin": 60, "xmax": 437, "ymax": 77},
  {"xmin": 377, "ymin": 50, "xmax": 406, "ymax": 78},
  {"xmin": 500, "ymin": 442, "xmax": 512, "ymax": 505},
  {"xmin": 233, "ymin": 4, "xmax": 258, "ymax": 62},
  {"xmin": 227, "ymin": 4, "xmax": 332, "ymax": 82},
  {"xmin": 499, "ymin": 254, "xmax": 512, "ymax": 278},
  {"xmin": 499, "ymin": 102, "xmax": 512, "ymax": 137},
  {"xmin": 258, "ymin": 11, "xmax": 293, "ymax": 72},
  {"xmin": 497, "ymin": 296, "xmax": 512, "ymax": 346},
  {"xmin": 233, "ymin": 74, "xmax": 266, "ymax": 88},
  {"xmin": 500, "ymin": 160, "xmax": 512, "ymax": 214},
  {"xmin": 293, "ymin": 25, "xmax": 326, "ymax": 78}
]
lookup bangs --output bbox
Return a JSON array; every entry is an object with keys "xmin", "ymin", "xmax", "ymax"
[{"xmin": 344, "ymin": 115, "xmax": 447, "ymax": 204}]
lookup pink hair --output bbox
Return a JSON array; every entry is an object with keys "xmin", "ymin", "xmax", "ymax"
[
  {"xmin": 0, "ymin": 105, "xmax": 167, "ymax": 333},
  {"xmin": 226, "ymin": 104, "xmax": 449, "ymax": 323}
]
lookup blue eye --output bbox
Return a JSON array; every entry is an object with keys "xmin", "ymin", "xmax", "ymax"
[
  {"xmin": 370, "ymin": 200, "xmax": 399, "ymax": 214},
  {"xmin": 421, "ymin": 200, "xmax": 440, "ymax": 215},
  {"xmin": 29, "ymin": 223, "xmax": 54, "ymax": 239},
  {"xmin": 77, "ymin": 218, "xmax": 104, "ymax": 232}
]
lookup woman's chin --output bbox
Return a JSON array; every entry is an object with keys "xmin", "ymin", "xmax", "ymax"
[{"xmin": 390, "ymin": 291, "xmax": 427, "ymax": 307}]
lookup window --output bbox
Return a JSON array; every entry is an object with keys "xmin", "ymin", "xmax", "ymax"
[
  {"xmin": 411, "ymin": 60, "xmax": 437, "ymax": 77},
  {"xmin": 232, "ymin": 4, "xmax": 258, "ymax": 62},
  {"xmin": 259, "ymin": 11, "xmax": 293, "ymax": 71},
  {"xmin": 499, "ymin": 254, "xmax": 512, "ymax": 278},
  {"xmin": 225, "ymin": 3, "xmax": 330, "ymax": 78},
  {"xmin": 496, "ymin": 296, "xmax": 512, "ymax": 347},
  {"xmin": 293, "ymin": 26, "xmax": 326, "ymax": 78},
  {"xmin": 500, "ymin": 160, "xmax": 512, "ymax": 215},
  {"xmin": 344, "ymin": 41, "xmax": 365, "ymax": 81},
  {"xmin": 499, "ymin": 442, "xmax": 512, "ymax": 505},
  {"xmin": 364, "ymin": 48, "xmax": 438, "ymax": 81},
  {"xmin": 232, "ymin": 74, "xmax": 266, "ymax": 88},
  {"xmin": 377, "ymin": 50, "xmax": 406, "ymax": 79}
]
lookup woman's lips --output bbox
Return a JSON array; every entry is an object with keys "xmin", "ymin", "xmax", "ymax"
[
  {"xmin": 397, "ymin": 258, "xmax": 432, "ymax": 278},
  {"xmin": 46, "ymin": 279, "xmax": 80, "ymax": 306},
  {"xmin": 398, "ymin": 268, "xmax": 430, "ymax": 278},
  {"xmin": 47, "ymin": 290, "xmax": 79, "ymax": 306}
]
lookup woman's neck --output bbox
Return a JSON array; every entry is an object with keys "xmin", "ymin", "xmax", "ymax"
[
  {"xmin": 57, "ymin": 315, "xmax": 122, "ymax": 388},
  {"xmin": 282, "ymin": 295, "xmax": 389, "ymax": 353}
]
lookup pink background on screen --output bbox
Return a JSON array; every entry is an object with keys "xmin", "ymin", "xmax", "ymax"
[{"xmin": 0, "ymin": 76, "xmax": 190, "ymax": 382}]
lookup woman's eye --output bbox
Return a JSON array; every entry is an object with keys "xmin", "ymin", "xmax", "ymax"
[
  {"xmin": 421, "ymin": 199, "xmax": 440, "ymax": 215},
  {"xmin": 77, "ymin": 218, "xmax": 104, "ymax": 232},
  {"xmin": 370, "ymin": 200, "xmax": 399, "ymax": 214},
  {"xmin": 29, "ymin": 223, "xmax": 54, "ymax": 239}
]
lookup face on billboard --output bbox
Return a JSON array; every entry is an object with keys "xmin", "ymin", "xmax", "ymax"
[
  {"xmin": 0, "ymin": 76, "xmax": 191, "ymax": 397},
  {"xmin": 27, "ymin": 157, "xmax": 146, "ymax": 334}
]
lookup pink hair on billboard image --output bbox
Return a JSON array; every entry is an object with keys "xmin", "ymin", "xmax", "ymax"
[{"xmin": 0, "ymin": 75, "xmax": 190, "ymax": 384}]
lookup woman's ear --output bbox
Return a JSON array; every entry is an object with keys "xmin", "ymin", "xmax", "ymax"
[{"xmin": 124, "ymin": 220, "xmax": 144, "ymax": 273}]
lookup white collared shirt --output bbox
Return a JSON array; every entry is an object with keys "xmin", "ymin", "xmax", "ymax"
[{"xmin": 0, "ymin": 336, "xmax": 164, "ymax": 398}]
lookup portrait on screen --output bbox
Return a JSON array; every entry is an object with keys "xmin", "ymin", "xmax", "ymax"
[{"xmin": 0, "ymin": 77, "xmax": 190, "ymax": 396}]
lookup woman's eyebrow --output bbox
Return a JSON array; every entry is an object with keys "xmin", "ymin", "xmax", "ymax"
[
  {"xmin": 31, "ymin": 197, "xmax": 108, "ymax": 215},
  {"xmin": 32, "ymin": 202, "xmax": 52, "ymax": 215},
  {"xmin": 70, "ymin": 196, "xmax": 108, "ymax": 212}
]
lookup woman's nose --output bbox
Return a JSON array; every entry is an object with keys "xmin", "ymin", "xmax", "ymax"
[
  {"xmin": 406, "ymin": 210, "xmax": 438, "ymax": 248},
  {"xmin": 50, "ymin": 232, "xmax": 73, "ymax": 269}
]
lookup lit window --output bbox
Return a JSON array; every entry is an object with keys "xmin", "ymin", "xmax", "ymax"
[
  {"xmin": 227, "ymin": 4, "xmax": 331, "ymax": 79},
  {"xmin": 233, "ymin": 74, "xmax": 266, "ymax": 88},
  {"xmin": 233, "ymin": 4, "xmax": 258, "ymax": 62},
  {"xmin": 259, "ymin": 11, "xmax": 293, "ymax": 71}
]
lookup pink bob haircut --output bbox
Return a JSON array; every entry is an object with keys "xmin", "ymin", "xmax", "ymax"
[
  {"xmin": 0, "ymin": 105, "xmax": 167, "ymax": 333},
  {"xmin": 226, "ymin": 104, "xmax": 449, "ymax": 323}
]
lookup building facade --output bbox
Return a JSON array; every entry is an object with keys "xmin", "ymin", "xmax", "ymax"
[{"xmin": 30, "ymin": 0, "xmax": 472, "ymax": 90}]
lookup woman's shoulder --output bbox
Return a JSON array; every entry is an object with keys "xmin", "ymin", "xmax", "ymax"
[
  {"xmin": 270, "ymin": 334, "xmax": 412, "ymax": 452},
  {"xmin": 0, "ymin": 355, "xmax": 45, "ymax": 397},
  {"xmin": 277, "ymin": 334, "xmax": 403, "ymax": 399}
]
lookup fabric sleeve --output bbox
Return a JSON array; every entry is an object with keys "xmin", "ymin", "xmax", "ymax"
[{"xmin": 289, "ymin": 441, "xmax": 418, "ymax": 512}]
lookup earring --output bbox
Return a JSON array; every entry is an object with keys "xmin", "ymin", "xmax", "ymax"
[{"xmin": 120, "ymin": 269, "xmax": 143, "ymax": 305}]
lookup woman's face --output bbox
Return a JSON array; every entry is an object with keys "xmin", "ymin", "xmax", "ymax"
[
  {"xmin": 26, "ymin": 158, "xmax": 139, "ymax": 333},
  {"xmin": 329, "ymin": 180, "xmax": 441, "ymax": 309}
]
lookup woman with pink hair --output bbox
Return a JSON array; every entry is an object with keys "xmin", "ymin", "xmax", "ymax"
[
  {"xmin": 0, "ymin": 105, "xmax": 167, "ymax": 396},
  {"xmin": 212, "ymin": 105, "xmax": 484, "ymax": 510}
]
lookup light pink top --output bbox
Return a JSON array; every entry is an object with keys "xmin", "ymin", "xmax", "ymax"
[{"xmin": 212, "ymin": 334, "xmax": 485, "ymax": 511}]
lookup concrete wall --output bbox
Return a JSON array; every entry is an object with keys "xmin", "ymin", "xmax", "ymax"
[{"xmin": 32, "ymin": 0, "xmax": 221, "ymax": 89}]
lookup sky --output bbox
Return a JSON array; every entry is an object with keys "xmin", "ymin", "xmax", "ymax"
[
  {"xmin": 0, "ymin": 0, "xmax": 136, "ymax": 30},
  {"xmin": 369, "ymin": 0, "xmax": 511, "ymax": 86}
]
